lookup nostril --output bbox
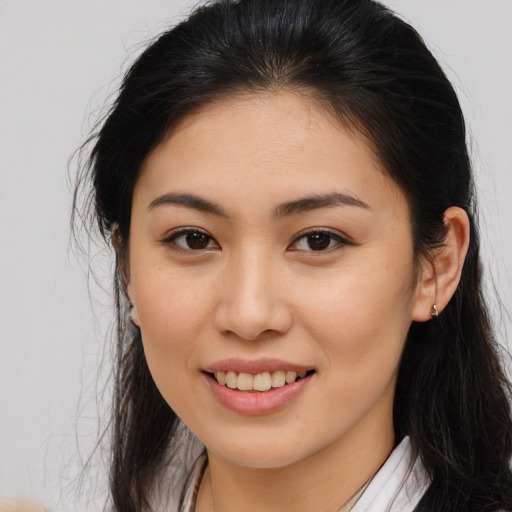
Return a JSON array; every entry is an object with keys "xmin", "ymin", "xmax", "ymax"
[{"xmin": 212, "ymin": 291, "xmax": 293, "ymax": 341}]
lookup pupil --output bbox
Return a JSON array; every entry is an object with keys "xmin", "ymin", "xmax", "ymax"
[
  {"xmin": 308, "ymin": 233, "xmax": 330, "ymax": 250},
  {"xmin": 186, "ymin": 232, "xmax": 209, "ymax": 249}
]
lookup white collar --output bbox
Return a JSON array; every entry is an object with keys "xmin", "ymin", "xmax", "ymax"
[{"xmin": 351, "ymin": 436, "xmax": 429, "ymax": 512}]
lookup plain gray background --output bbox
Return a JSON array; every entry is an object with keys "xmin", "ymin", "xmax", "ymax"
[{"xmin": 1, "ymin": 1, "xmax": 511, "ymax": 510}]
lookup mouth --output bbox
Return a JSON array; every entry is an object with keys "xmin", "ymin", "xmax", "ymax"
[
  {"xmin": 202, "ymin": 360, "xmax": 316, "ymax": 415},
  {"xmin": 205, "ymin": 369, "xmax": 316, "ymax": 392}
]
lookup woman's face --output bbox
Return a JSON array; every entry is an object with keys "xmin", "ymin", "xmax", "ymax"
[{"xmin": 128, "ymin": 92, "xmax": 425, "ymax": 468}]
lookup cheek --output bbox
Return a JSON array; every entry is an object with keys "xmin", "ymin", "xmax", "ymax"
[
  {"xmin": 134, "ymin": 270, "xmax": 216, "ymax": 384},
  {"xmin": 295, "ymin": 257, "xmax": 414, "ymax": 372},
  {"xmin": 292, "ymin": 270, "xmax": 413, "ymax": 436}
]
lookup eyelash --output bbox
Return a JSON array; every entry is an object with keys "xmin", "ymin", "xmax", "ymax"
[
  {"xmin": 161, "ymin": 228, "xmax": 219, "ymax": 254},
  {"xmin": 289, "ymin": 229, "xmax": 351, "ymax": 252},
  {"xmin": 161, "ymin": 228, "xmax": 351, "ymax": 254}
]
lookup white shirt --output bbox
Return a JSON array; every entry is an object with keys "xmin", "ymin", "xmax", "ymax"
[{"xmin": 352, "ymin": 436, "xmax": 429, "ymax": 512}]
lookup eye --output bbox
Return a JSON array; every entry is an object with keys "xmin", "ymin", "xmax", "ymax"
[
  {"xmin": 162, "ymin": 229, "xmax": 219, "ymax": 252},
  {"xmin": 290, "ymin": 230, "xmax": 348, "ymax": 252}
]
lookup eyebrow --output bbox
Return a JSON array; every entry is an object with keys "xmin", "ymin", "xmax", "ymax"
[
  {"xmin": 147, "ymin": 191, "xmax": 371, "ymax": 218},
  {"xmin": 273, "ymin": 193, "xmax": 371, "ymax": 218},
  {"xmin": 148, "ymin": 192, "xmax": 228, "ymax": 217}
]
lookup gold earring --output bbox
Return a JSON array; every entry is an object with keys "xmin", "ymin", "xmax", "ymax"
[{"xmin": 430, "ymin": 304, "xmax": 439, "ymax": 318}]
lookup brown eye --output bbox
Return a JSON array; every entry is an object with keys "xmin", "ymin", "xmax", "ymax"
[
  {"xmin": 164, "ymin": 229, "xmax": 218, "ymax": 252},
  {"xmin": 306, "ymin": 233, "xmax": 331, "ymax": 250},
  {"xmin": 185, "ymin": 231, "xmax": 211, "ymax": 249},
  {"xmin": 290, "ymin": 230, "xmax": 348, "ymax": 252}
]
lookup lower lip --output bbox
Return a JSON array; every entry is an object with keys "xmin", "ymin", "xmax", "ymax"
[{"xmin": 204, "ymin": 373, "xmax": 314, "ymax": 416}]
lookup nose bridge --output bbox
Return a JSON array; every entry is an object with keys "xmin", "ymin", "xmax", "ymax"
[{"xmin": 214, "ymin": 243, "xmax": 291, "ymax": 340}]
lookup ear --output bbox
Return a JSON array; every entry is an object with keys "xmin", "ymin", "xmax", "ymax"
[
  {"xmin": 112, "ymin": 225, "xmax": 141, "ymax": 326},
  {"xmin": 127, "ymin": 283, "xmax": 141, "ymax": 327},
  {"xmin": 412, "ymin": 207, "xmax": 470, "ymax": 322}
]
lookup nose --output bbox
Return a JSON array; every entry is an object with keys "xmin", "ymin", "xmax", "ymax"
[{"xmin": 212, "ymin": 249, "xmax": 293, "ymax": 341}]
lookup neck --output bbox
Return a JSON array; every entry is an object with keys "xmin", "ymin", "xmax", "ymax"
[{"xmin": 196, "ymin": 417, "xmax": 394, "ymax": 512}]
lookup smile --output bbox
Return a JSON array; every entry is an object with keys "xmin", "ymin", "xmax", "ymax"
[
  {"xmin": 211, "ymin": 370, "xmax": 315, "ymax": 392},
  {"xmin": 203, "ymin": 361, "xmax": 316, "ymax": 415}
]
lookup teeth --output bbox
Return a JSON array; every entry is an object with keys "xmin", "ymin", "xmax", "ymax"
[
  {"xmin": 253, "ymin": 372, "xmax": 272, "ymax": 391},
  {"xmin": 285, "ymin": 371, "xmax": 297, "ymax": 384},
  {"xmin": 271, "ymin": 370, "xmax": 285, "ymax": 388},
  {"xmin": 237, "ymin": 372, "xmax": 253, "ymax": 391},
  {"xmin": 225, "ymin": 371, "xmax": 238, "ymax": 389},
  {"xmin": 214, "ymin": 369, "xmax": 310, "ymax": 391}
]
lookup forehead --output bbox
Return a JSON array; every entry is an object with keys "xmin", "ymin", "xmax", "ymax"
[
  {"xmin": 136, "ymin": 91, "xmax": 406, "ymax": 216},
  {"xmin": 159, "ymin": 91, "xmax": 375, "ymax": 169}
]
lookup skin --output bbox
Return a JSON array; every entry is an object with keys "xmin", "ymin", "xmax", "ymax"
[
  {"xmin": 0, "ymin": 499, "xmax": 46, "ymax": 512},
  {"xmin": 126, "ymin": 91, "xmax": 469, "ymax": 512}
]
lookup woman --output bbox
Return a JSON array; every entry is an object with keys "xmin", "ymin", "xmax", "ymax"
[{"xmin": 73, "ymin": 0, "xmax": 512, "ymax": 510}]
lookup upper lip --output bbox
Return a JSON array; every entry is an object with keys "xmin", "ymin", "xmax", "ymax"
[{"xmin": 203, "ymin": 358, "xmax": 314, "ymax": 375}]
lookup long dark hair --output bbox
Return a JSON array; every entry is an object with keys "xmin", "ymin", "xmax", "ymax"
[{"xmin": 73, "ymin": 0, "xmax": 512, "ymax": 510}]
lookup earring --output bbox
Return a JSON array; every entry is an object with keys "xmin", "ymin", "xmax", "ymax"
[{"xmin": 430, "ymin": 262, "xmax": 439, "ymax": 319}]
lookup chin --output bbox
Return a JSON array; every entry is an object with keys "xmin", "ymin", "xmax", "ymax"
[
  {"xmin": 199, "ymin": 424, "xmax": 333, "ymax": 470},
  {"xmin": 211, "ymin": 443, "xmax": 304, "ymax": 469}
]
